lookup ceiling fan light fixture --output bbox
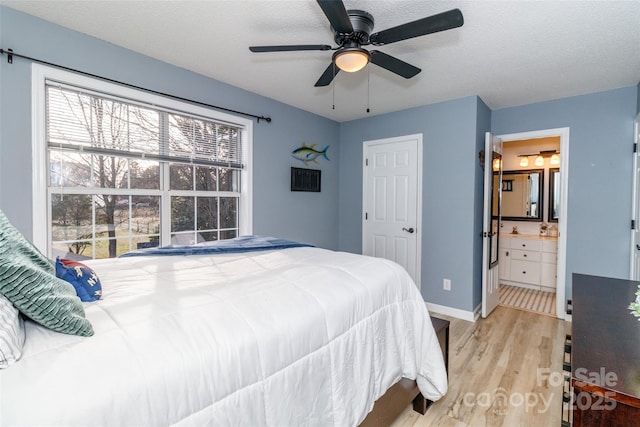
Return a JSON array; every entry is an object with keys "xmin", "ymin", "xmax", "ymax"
[{"xmin": 333, "ymin": 47, "xmax": 370, "ymax": 72}]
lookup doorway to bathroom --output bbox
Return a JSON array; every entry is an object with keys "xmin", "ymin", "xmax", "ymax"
[{"xmin": 494, "ymin": 128, "xmax": 569, "ymax": 319}]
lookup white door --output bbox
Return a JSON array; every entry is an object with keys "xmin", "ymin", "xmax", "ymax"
[
  {"xmin": 631, "ymin": 114, "xmax": 640, "ymax": 280},
  {"xmin": 363, "ymin": 134, "xmax": 422, "ymax": 287},
  {"xmin": 482, "ymin": 132, "xmax": 503, "ymax": 317}
]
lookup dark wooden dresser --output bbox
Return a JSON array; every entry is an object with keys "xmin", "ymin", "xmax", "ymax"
[{"xmin": 571, "ymin": 273, "xmax": 640, "ymax": 426}]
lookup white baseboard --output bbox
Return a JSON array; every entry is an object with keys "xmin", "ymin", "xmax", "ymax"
[{"xmin": 426, "ymin": 302, "xmax": 479, "ymax": 322}]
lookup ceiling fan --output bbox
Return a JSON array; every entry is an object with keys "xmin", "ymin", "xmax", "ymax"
[{"xmin": 249, "ymin": 0, "xmax": 464, "ymax": 87}]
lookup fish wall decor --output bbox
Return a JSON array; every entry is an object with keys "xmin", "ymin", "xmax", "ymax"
[{"xmin": 292, "ymin": 143, "xmax": 329, "ymax": 165}]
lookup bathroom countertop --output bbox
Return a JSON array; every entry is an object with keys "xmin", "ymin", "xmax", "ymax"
[{"xmin": 500, "ymin": 233, "xmax": 558, "ymax": 241}]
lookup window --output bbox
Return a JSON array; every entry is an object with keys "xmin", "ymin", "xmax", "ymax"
[{"xmin": 33, "ymin": 65, "xmax": 252, "ymax": 259}]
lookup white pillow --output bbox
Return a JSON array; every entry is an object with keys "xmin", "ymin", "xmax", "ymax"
[{"xmin": 0, "ymin": 293, "xmax": 25, "ymax": 368}]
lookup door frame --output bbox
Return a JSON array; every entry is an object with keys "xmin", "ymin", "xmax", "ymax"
[
  {"xmin": 497, "ymin": 127, "xmax": 570, "ymax": 320},
  {"xmin": 362, "ymin": 134, "xmax": 423, "ymax": 289},
  {"xmin": 630, "ymin": 113, "xmax": 640, "ymax": 280}
]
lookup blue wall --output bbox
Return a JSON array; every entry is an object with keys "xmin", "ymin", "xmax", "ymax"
[
  {"xmin": 0, "ymin": 6, "xmax": 340, "ymax": 249},
  {"xmin": 338, "ymin": 96, "xmax": 484, "ymax": 312},
  {"xmin": 492, "ymin": 87, "xmax": 638, "ymax": 297}
]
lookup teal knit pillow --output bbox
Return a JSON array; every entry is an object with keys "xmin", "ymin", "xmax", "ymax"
[{"xmin": 0, "ymin": 210, "xmax": 93, "ymax": 337}]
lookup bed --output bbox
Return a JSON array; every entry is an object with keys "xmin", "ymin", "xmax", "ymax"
[{"xmin": 0, "ymin": 235, "xmax": 447, "ymax": 426}]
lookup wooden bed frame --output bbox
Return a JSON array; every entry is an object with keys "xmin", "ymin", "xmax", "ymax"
[
  {"xmin": 359, "ymin": 316, "xmax": 450, "ymax": 426},
  {"xmin": 360, "ymin": 378, "xmax": 427, "ymax": 426}
]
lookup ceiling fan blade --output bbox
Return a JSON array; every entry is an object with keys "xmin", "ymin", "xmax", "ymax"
[
  {"xmin": 316, "ymin": 0, "xmax": 353, "ymax": 34},
  {"xmin": 370, "ymin": 8, "xmax": 463, "ymax": 45},
  {"xmin": 249, "ymin": 45, "xmax": 332, "ymax": 53},
  {"xmin": 314, "ymin": 63, "xmax": 340, "ymax": 87},
  {"xmin": 370, "ymin": 50, "xmax": 421, "ymax": 79}
]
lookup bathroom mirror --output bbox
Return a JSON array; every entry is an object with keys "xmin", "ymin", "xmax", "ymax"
[
  {"xmin": 548, "ymin": 168, "xmax": 559, "ymax": 222},
  {"xmin": 493, "ymin": 169, "xmax": 543, "ymax": 221}
]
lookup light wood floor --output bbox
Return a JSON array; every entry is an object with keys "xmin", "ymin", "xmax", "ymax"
[{"xmin": 392, "ymin": 305, "xmax": 570, "ymax": 427}]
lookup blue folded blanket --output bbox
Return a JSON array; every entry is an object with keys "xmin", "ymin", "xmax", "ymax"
[{"xmin": 119, "ymin": 235, "xmax": 313, "ymax": 258}]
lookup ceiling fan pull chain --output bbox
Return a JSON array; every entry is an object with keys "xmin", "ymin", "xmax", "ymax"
[
  {"xmin": 366, "ymin": 64, "xmax": 370, "ymax": 113},
  {"xmin": 332, "ymin": 62, "xmax": 336, "ymax": 110}
]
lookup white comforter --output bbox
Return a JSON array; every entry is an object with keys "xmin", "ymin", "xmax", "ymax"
[{"xmin": 1, "ymin": 247, "xmax": 447, "ymax": 426}]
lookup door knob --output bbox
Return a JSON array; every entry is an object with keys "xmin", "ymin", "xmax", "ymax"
[
  {"xmin": 402, "ymin": 227, "xmax": 415, "ymax": 234},
  {"xmin": 636, "ymin": 244, "xmax": 640, "ymax": 251}
]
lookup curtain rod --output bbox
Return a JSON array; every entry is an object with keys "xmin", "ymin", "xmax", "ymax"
[{"xmin": 0, "ymin": 48, "xmax": 272, "ymax": 123}]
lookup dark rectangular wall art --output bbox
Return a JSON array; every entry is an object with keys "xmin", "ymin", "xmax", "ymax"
[{"xmin": 291, "ymin": 167, "xmax": 321, "ymax": 192}]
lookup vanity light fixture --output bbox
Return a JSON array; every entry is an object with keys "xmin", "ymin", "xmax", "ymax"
[
  {"xmin": 492, "ymin": 158, "xmax": 502, "ymax": 171},
  {"xmin": 517, "ymin": 150, "xmax": 560, "ymax": 168}
]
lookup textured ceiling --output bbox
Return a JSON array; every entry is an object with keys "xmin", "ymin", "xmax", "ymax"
[{"xmin": 2, "ymin": 0, "xmax": 639, "ymax": 122}]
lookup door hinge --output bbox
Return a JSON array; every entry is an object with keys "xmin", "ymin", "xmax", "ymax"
[
  {"xmin": 365, "ymin": 158, "xmax": 369, "ymax": 166},
  {"xmin": 634, "ymin": 143, "xmax": 637, "ymax": 154},
  {"xmin": 365, "ymin": 212, "xmax": 368, "ymax": 220},
  {"xmin": 633, "ymin": 219, "xmax": 636, "ymax": 230}
]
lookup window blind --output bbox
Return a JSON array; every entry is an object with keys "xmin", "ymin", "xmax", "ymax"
[{"xmin": 46, "ymin": 82, "xmax": 243, "ymax": 169}]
